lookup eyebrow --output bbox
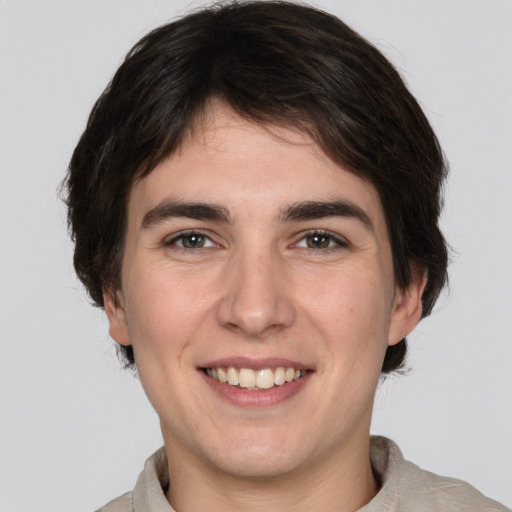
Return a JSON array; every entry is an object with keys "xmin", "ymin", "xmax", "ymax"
[
  {"xmin": 280, "ymin": 200, "xmax": 373, "ymax": 231},
  {"xmin": 141, "ymin": 199, "xmax": 373, "ymax": 231},
  {"xmin": 141, "ymin": 200, "xmax": 231, "ymax": 229}
]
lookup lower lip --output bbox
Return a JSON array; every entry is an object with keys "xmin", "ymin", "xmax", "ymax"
[{"xmin": 199, "ymin": 370, "xmax": 312, "ymax": 407}]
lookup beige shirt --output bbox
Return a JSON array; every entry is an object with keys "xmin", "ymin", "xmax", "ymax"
[{"xmin": 96, "ymin": 436, "xmax": 509, "ymax": 512}]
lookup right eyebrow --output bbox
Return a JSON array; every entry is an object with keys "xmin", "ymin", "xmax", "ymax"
[{"xmin": 141, "ymin": 200, "xmax": 232, "ymax": 229}]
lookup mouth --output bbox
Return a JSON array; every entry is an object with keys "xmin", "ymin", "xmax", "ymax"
[{"xmin": 202, "ymin": 366, "xmax": 309, "ymax": 390}]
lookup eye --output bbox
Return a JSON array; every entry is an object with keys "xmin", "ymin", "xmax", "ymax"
[
  {"xmin": 165, "ymin": 231, "xmax": 216, "ymax": 249},
  {"xmin": 295, "ymin": 231, "xmax": 347, "ymax": 250}
]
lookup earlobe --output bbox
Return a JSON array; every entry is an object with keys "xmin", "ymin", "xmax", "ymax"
[
  {"xmin": 388, "ymin": 270, "xmax": 427, "ymax": 346},
  {"xmin": 103, "ymin": 288, "xmax": 131, "ymax": 346}
]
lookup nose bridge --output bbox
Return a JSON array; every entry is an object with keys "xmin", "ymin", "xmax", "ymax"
[{"xmin": 216, "ymin": 245, "xmax": 295, "ymax": 337}]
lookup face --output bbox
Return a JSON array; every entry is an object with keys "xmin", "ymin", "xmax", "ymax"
[{"xmin": 105, "ymin": 103, "xmax": 423, "ymax": 481}]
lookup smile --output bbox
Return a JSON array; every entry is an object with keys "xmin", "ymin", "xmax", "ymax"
[{"xmin": 204, "ymin": 366, "xmax": 308, "ymax": 390}]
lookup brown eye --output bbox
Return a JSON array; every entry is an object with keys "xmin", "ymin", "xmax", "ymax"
[
  {"xmin": 180, "ymin": 233, "xmax": 206, "ymax": 248},
  {"xmin": 165, "ymin": 231, "xmax": 215, "ymax": 249},
  {"xmin": 295, "ymin": 231, "xmax": 347, "ymax": 250},
  {"xmin": 306, "ymin": 233, "xmax": 331, "ymax": 249}
]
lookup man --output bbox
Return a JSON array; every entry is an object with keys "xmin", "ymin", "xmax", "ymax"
[{"xmin": 65, "ymin": 1, "xmax": 508, "ymax": 510}]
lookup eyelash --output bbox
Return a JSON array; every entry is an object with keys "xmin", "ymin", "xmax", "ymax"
[
  {"xmin": 163, "ymin": 229, "xmax": 348, "ymax": 252},
  {"xmin": 293, "ymin": 230, "xmax": 349, "ymax": 251},
  {"xmin": 163, "ymin": 230, "xmax": 218, "ymax": 250}
]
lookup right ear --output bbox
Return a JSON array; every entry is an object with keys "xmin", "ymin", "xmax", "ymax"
[{"xmin": 103, "ymin": 288, "xmax": 131, "ymax": 346}]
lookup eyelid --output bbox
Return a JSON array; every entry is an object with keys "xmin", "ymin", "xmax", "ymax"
[
  {"xmin": 161, "ymin": 228, "xmax": 348, "ymax": 250},
  {"xmin": 293, "ymin": 229, "xmax": 349, "ymax": 249},
  {"xmin": 163, "ymin": 229, "xmax": 221, "ymax": 248}
]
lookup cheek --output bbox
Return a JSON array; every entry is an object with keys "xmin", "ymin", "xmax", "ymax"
[
  {"xmin": 304, "ymin": 265, "xmax": 391, "ymax": 321},
  {"xmin": 299, "ymin": 267, "xmax": 393, "ymax": 357},
  {"xmin": 122, "ymin": 265, "xmax": 213, "ymax": 356},
  {"xmin": 121, "ymin": 268, "xmax": 212, "ymax": 411}
]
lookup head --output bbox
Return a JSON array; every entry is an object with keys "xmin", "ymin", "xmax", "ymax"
[{"xmin": 65, "ymin": 0, "xmax": 448, "ymax": 374}]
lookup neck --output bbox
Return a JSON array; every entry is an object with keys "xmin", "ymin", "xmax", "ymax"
[{"xmin": 164, "ymin": 435, "xmax": 379, "ymax": 512}]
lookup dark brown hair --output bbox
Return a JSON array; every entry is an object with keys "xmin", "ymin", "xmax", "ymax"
[{"xmin": 65, "ymin": 0, "xmax": 448, "ymax": 373}]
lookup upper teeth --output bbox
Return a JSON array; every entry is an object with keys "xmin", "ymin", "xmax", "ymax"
[{"xmin": 205, "ymin": 366, "xmax": 306, "ymax": 389}]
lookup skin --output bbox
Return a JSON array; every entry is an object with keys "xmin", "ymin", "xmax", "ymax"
[{"xmin": 104, "ymin": 102, "xmax": 425, "ymax": 512}]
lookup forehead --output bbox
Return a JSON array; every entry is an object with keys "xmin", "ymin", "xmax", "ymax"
[{"xmin": 128, "ymin": 103, "xmax": 387, "ymax": 231}]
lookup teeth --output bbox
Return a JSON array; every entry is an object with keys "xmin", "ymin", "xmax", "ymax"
[
  {"xmin": 206, "ymin": 366, "xmax": 307, "ymax": 389},
  {"xmin": 239, "ymin": 368, "xmax": 256, "ymax": 388},
  {"xmin": 256, "ymin": 368, "xmax": 274, "ymax": 389},
  {"xmin": 274, "ymin": 367, "xmax": 286, "ymax": 386},
  {"xmin": 227, "ymin": 367, "xmax": 239, "ymax": 386},
  {"xmin": 217, "ymin": 367, "xmax": 227, "ymax": 383}
]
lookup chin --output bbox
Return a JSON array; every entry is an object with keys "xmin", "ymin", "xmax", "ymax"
[
  {"xmin": 211, "ymin": 451, "xmax": 304, "ymax": 481},
  {"xmin": 200, "ymin": 429, "xmax": 316, "ymax": 480}
]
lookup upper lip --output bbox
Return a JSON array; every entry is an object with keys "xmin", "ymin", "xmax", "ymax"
[{"xmin": 199, "ymin": 357, "xmax": 312, "ymax": 371}]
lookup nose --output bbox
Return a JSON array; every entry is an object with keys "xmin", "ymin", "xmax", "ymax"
[{"xmin": 216, "ymin": 250, "xmax": 296, "ymax": 338}]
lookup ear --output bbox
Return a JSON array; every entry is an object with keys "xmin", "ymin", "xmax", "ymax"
[
  {"xmin": 103, "ymin": 288, "xmax": 131, "ymax": 346},
  {"xmin": 388, "ymin": 269, "xmax": 427, "ymax": 346}
]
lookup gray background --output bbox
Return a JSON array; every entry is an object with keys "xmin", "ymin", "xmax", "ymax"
[{"xmin": 1, "ymin": 0, "xmax": 511, "ymax": 510}]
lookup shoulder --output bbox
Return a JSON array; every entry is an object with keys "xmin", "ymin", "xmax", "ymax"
[
  {"xmin": 397, "ymin": 457, "xmax": 508, "ymax": 511},
  {"xmin": 368, "ymin": 436, "xmax": 509, "ymax": 512},
  {"xmin": 95, "ymin": 492, "xmax": 133, "ymax": 512},
  {"xmin": 94, "ymin": 447, "xmax": 171, "ymax": 512}
]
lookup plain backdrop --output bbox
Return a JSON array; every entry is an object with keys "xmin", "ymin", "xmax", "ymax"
[{"xmin": 1, "ymin": 1, "xmax": 511, "ymax": 510}]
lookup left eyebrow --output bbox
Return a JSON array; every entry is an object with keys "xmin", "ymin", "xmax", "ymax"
[{"xmin": 280, "ymin": 200, "xmax": 374, "ymax": 232}]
